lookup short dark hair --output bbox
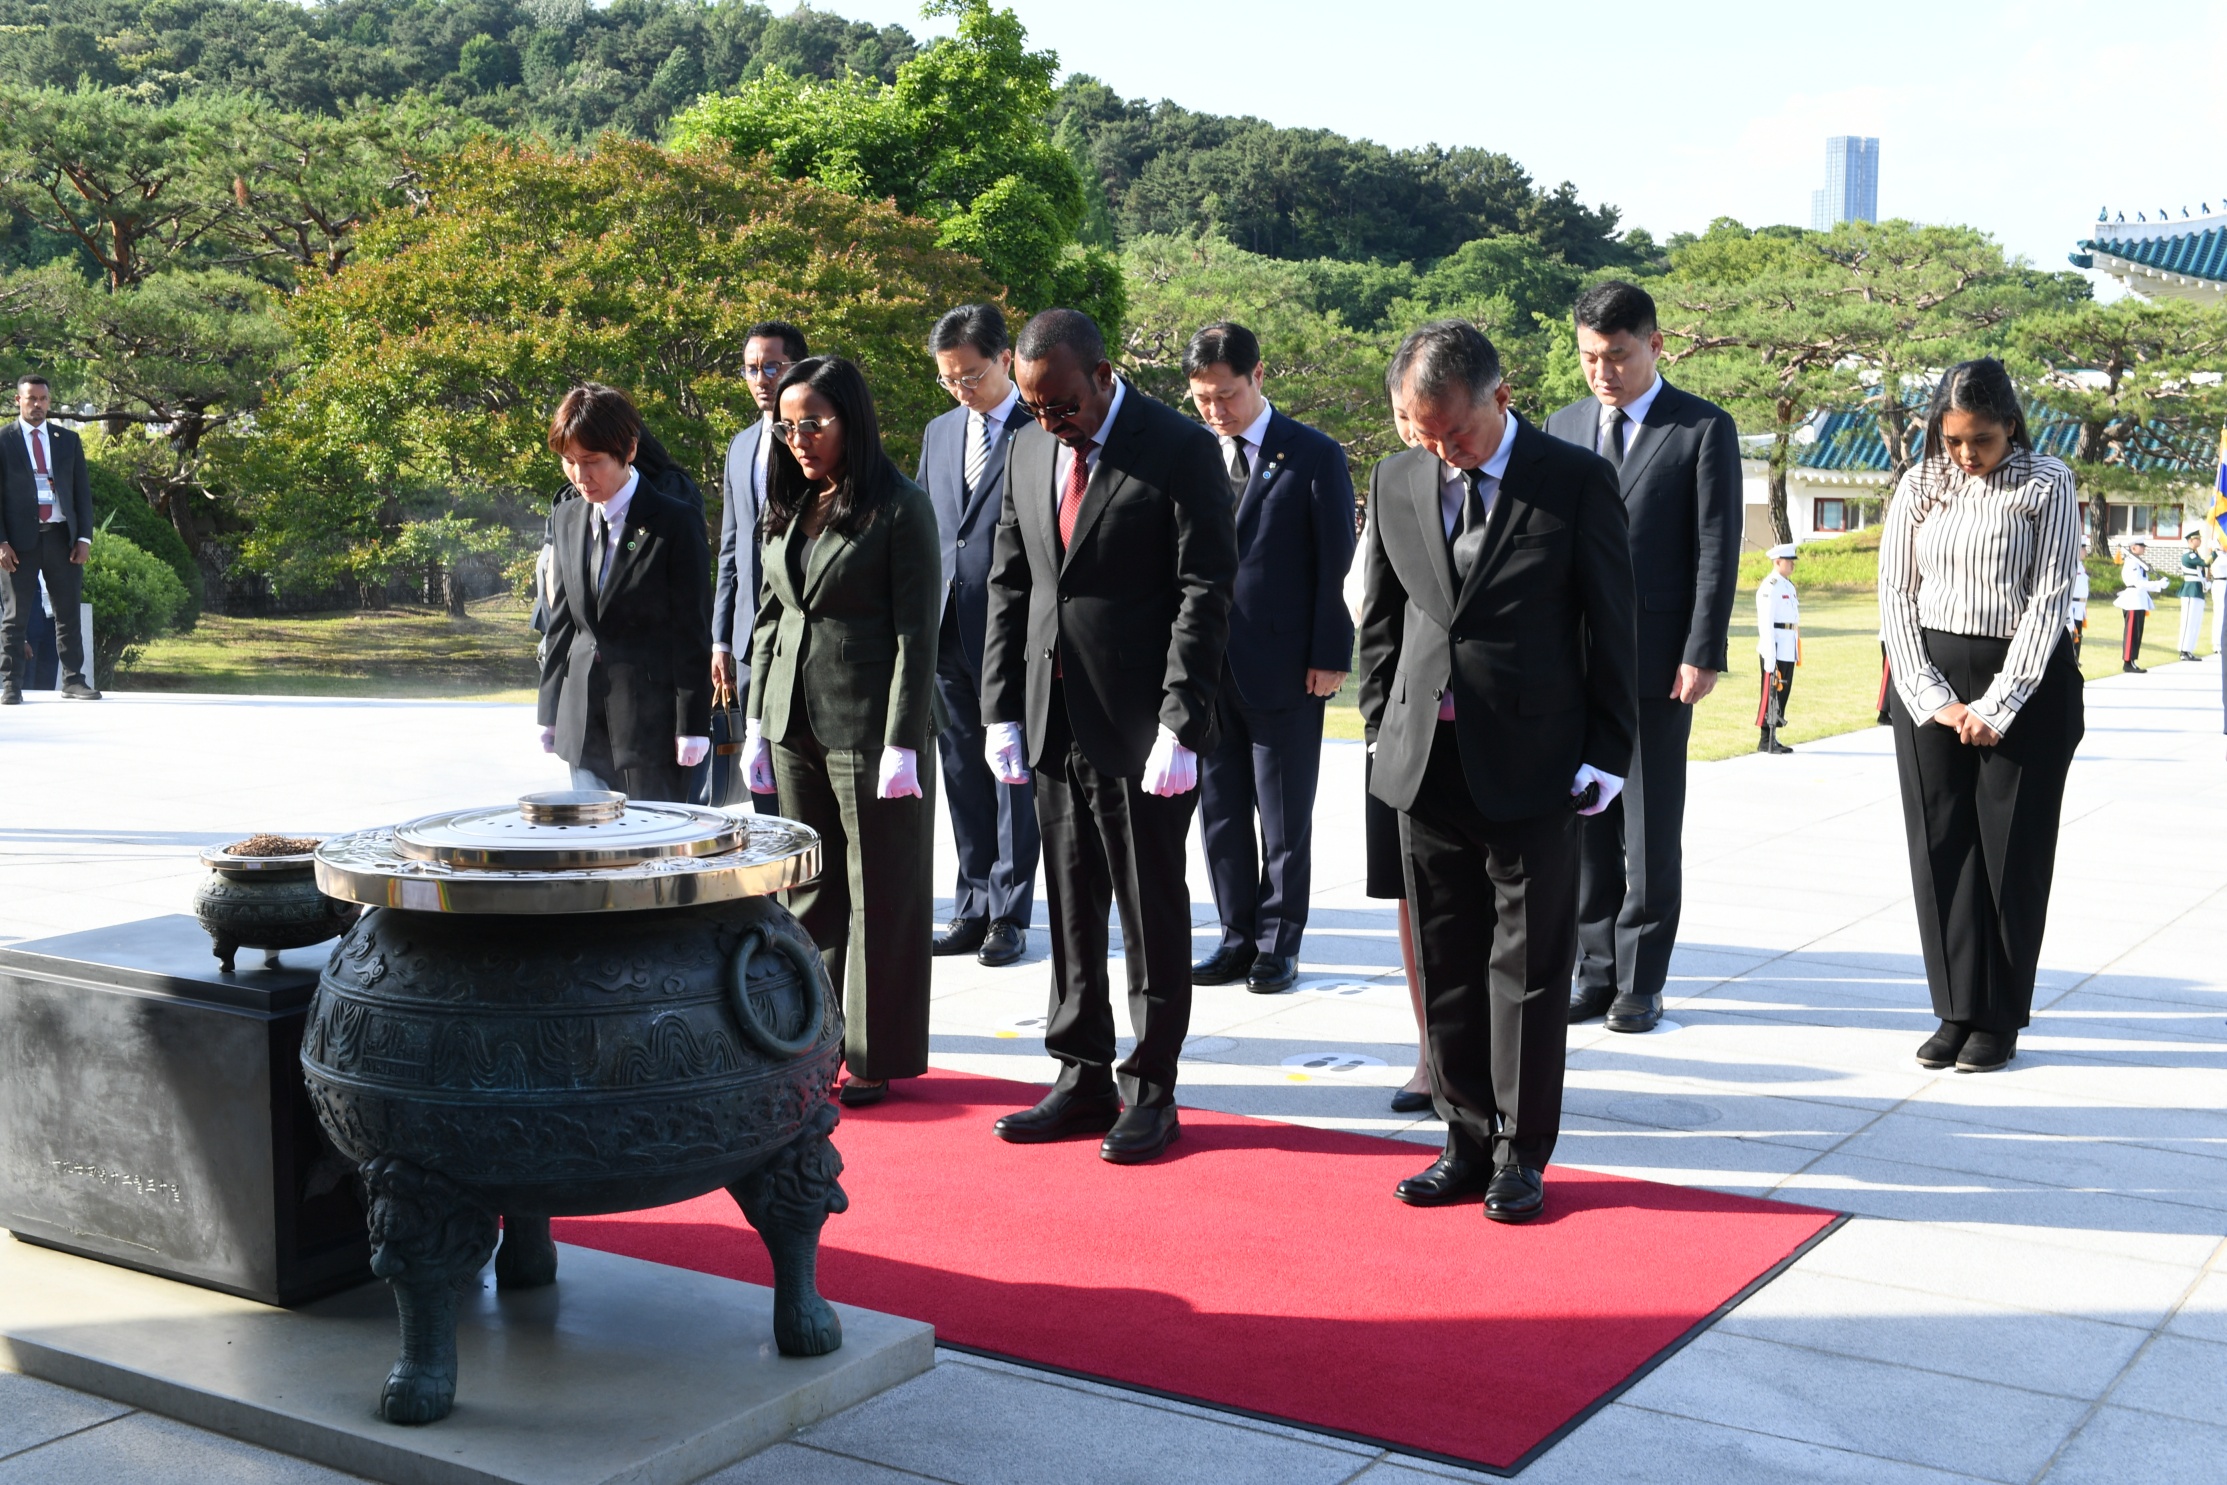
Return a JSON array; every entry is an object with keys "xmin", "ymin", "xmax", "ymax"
[
  {"xmin": 763, "ymin": 355, "xmax": 895, "ymax": 541},
  {"xmin": 16, "ymin": 374, "xmax": 49, "ymax": 390},
  {"xmin": 1573, "ymin": 281, "xmax": 1658, "ymax": 339},
  {"xmin": 1388, "ymin": 319, "xmax": 1501, "ymax": 407},
  {"xmin": 1182, "ymin": 322, "xmax": 1260, "ymax": 379},
  {"xmin": 743, "ymin": 320, "xmax": 808, "ymax": 362},
  {"xmin": 546, "ymin": 384, "xmax": 642, "ymax": 460},
  {"xmin": 928, "ymin": 303, "xmax": 1008, "ymax": 359},
  {"xmin": 1922, "ymin": 358, "xmax": 2032, "ymax": 461},
  {"xmin": 1014, "ymin": 308, "xmax": 1106, "ymax": 369}
]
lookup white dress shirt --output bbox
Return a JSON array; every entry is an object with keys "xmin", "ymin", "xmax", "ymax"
[
  {"xmin": 587, "ymin": 469, "xmax": 639, "ymax": 586},
  {"xmin": 970, "ymin": 385, "xmax": 1021, "ymax": 477},
  {"xmin": 1053, "ymin": 377, "xmax": 1127, "ymax": 516},
  {"xmin": 1435, "ymin": 417, "xmax": 1519, "ymax": 719},
  {"xmin": 1219, "ymin": 399, "xmax": 1274, "ymax": 488},
  {"xmin": 19, "ymin": 420, "xmax": 77, "ymax": 540}
]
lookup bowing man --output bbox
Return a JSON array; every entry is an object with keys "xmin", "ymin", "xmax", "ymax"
[
  {"xmin": 1357, "ymin": 321, "xmax": 1637, "ymax": 1224},
  {"xmin": 980, "ymin": 308, "xmax": 1236, "ymax": 1165},
  {"xmin": 1185, "ymin": 323, "xmax": 1357, "ymax": 995},
  {"xmin": 918, "ymin": 304, "xmax": 1040, "ymax": 969},
  {"xmin": 537, "ymin": 384, "xmax": 714, "ymax": 803}
]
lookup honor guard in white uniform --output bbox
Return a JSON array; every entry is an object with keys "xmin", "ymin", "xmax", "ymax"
[
  {"xmin": 2114, "ymin": 538, "xmax": 2165, "ymax": 673},
  {"xmin": 2176, "ymin": 531, "xmax": 2208, "ymax": 660},
  {"xmin": 1754, "ymin": 543, "xmax": 1799, "ymax": 754}
]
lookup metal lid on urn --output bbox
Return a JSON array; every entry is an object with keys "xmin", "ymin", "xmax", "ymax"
[{"xmin": 313, "ymin": 792, "xmax": 820, "ymax": 914}]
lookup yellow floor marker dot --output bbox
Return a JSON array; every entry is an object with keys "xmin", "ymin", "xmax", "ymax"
[
  {"xmin": 993, "ymin": 1030, "xmax": 1018, "ymax": 1039},
  {"xmin": 1286, "ymin": 1072, "xmax": 1311, "ymax": 1082}
]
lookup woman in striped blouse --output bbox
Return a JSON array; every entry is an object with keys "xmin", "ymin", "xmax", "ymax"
[{"xmin": 1879, "ymin": 359, "xmax": 2083, "ymax": 1074}]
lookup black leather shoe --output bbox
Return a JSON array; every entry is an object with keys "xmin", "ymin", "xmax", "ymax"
[
  {"xmin": 933, "ymin": 916, "xmax": 988, "ymax": 956},
  {"xmin": 1769, "ymin": 740, "xmax": 1794, "ymax": 754},
  {"xmin": 1915, "ymin": 1020, "xmax": 1970, "ymax": 1069},
  {"xmin": 1388, "ymin": 1088, "xmax": 1434, "ymax": 1114},
  {"xmin": 1245, "ymin": 953, "xmax": 1298, "ymax": 994},
  {"xmin": 59, "ymin": 677, "xmax": 100, "ymax": 700},
  {"xmin": 977, "ymin": 920, "xmax": 1026, "ymax": 967},
  {"xmin": 1190, "ymin": 944, "xmax": 1252, "ymax": 985},
  {"xmin": 1394, "ymin": 1150, "xmax": 1490, "ymax": 1206},
  {"xmin": 992, "ymin": 1089, "xmax": 1120, "ymax": 1144},
  {"xmin": 1100, "ymin": 1104, "xmax": 1179, "ymax": 1164},
  {"xmin": 2182, "ymin": 651, "xmax": 2199, "ymax": 662},
  {"xmin": 0, "ymin": 686, "xmax": 18, "ymax": 706},
  {"xmin": 1485, "ymin": 1165, "xmax": 1545, "ymax": 1224},
  {"xmin": 1569, "ymin": 984, "xmax": 1614, "ymax": 1023},
  {"xmin": 1605, "ymin": 993, "xmax": 1662, "ymax": 1033},
  {"xmin": 2123, "ymin": 663, "xmax": 2145, "ymax": 674},
  {"xmin": 837, "ymin": 1078, "xmax": 888, "ymax": 1107},
  {"xmin": 1956, "ymin": 1029, "xmax": 2017, "ymax": 1073}
]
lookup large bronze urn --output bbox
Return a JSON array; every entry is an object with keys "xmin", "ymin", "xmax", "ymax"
[{"xmin": 303, "ymin": 791, "xmax": 841, "ymax": 1425}]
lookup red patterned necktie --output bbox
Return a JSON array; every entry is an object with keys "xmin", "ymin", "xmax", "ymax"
[
  {"xmin": 31, "ymin": 427, "xmax": 52, "ymax": 522},
  {"xmin": 1057, "ymin": 439, "xmax": 1096, "ymax": 551}
]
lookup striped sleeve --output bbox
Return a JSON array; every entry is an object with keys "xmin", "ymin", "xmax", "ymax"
[
  {"xmin": 1879, "ymin": 468, "xmax": 1956, "ymax": 720},
  {"xmin": 1967, "ymin": 460, "xmax": 2081, "ymax": 734}
]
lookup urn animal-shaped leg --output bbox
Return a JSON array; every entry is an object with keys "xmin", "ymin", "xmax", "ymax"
[
  {"xmin": 362, "ymin": 1156, "xmax": 499, "ymax": 1425},
  {"xmin": 494, "ymin": 1212, "xmax": 558, "ymax": 1290},
  {"xmin": 729, "ymin": 1101, "xmax": 849, "ymax": 1357}
]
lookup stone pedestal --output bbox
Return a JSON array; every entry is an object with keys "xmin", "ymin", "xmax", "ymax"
[
  {"xmin": 0, "ymin": 914, "xmax": 371, "ymax": 1305},
  {"xmin": 0, "ymin": 1232, "xmax": 935, "ymax": 1485}
]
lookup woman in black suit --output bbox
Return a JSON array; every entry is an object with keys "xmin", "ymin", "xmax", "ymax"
[
  {"xmin": 1879, "ymin": 360, "xmax": 2083, "ymax": 1073},
  {"xmin": 740, "ymin": 357, "xmax": 941, "ymax": 1106}
]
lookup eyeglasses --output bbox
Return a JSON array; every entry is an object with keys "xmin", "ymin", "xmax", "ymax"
[
  {"xmin": 936, "ymin": 367, "xmax": 994, "ymax": 393},
  {"xmin": 744, "ymin": 362, "xmax": 791, "ymax": 382},
  {"xmin": 772, "ymin": 416, "xmax": 838, "ymax": 443},
  {"xmin": 1017, "ymin": 396, "xmax": 1084, "ymax": 423}
]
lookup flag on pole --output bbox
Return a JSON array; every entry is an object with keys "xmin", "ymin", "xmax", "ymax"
[{"xmin": 2212, "ymin": 425, "xmax": 2227, "ymax": 540}]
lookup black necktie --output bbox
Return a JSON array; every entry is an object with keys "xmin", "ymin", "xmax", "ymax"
[
  {"xmin": 593, "ymin": 508, "xmax": 613, "ymax": 591},
  {"xmin": 1600, "ymin": 408, "xmax": 1628, "ymax": 470},
  {"xmin": 1226, "ymin": 438, "xmax": 1250, "ymax": 504},
  {"xmin": 1450, "ymin": 472, "xmax": 1491, "ymax": 583}
]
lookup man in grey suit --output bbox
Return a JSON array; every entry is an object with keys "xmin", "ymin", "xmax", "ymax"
[
  {"xmin": 0, "ymin": 375, "xmax": 98, "ymax": 702},
  {"xmin": 919, "ymin": 304, "xmax": 1039, "ymax": 967},
  {"xmin": 710, "ymin": 320, "xmax": 808, "ymax": 809},
  {"xmin": 1547, "ymin": 283, "xmax": 1742, "ymax": 1034}
]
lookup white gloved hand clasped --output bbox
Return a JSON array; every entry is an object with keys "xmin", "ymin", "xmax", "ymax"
[
  {"xmin": 742, "ymin": 719, "xmax": 777, "ymax": 794},
  {"xmin": 985, "ymin": 721, "xmax": 1030, "ymax": 786},
  {"xmin": 1570, "ymin": 763, "xmax": 1624, "ymax": 818},
  {"xmin": 1142, "ymin": 725, "xmax": 1198, "ymax": 797},
  {"xmin": 538, "ymin": 725, "xmax": 557, "ymax": 755},
  {"xmin": 876, "ymin": 745, "xmax": 922, "ymax": 800},
  {"xmin": 676, "ymin": 735, "xmax": 710, "ymax": 768}
]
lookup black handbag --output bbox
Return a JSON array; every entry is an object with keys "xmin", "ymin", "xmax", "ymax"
[{"xmin": 704, "ymin": 677, "xmax": 752, "ymax": 809}]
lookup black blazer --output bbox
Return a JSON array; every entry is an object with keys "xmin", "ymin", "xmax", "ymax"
[
  {"xmin": 1356, "ymin": 418, "xmax": 1638, "ymax": 820},
  {"xmin": 0, "ymin": 419, "xmax": 94, "ymax": 550},
  {"xmin": 538, "ymin": 483, "xmax": 714, "ymax": 770},
  {"xmin": 982, "ymin": 383, "xmax": 1237, "ymax": 778},
  {"xmin": 918, "ymin": 397, "xmax": 1031, "ymax": 677},
  {"xmin": 1224, "ymin": 409, "xmax": 1357, "ymax": 709},
  {"xmin": 1544, "ymin": 382, "xmax": 1742, "ymax": 698}
]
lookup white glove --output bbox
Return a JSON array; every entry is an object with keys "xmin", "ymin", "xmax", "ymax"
[
  {"xmin": 985, "ymin": 721, "xmax": 1030, "ymax": 785},
  {"xmin": 1570, "ymin": 763, "xmax": 1624, "ymax": 818},
  {"xmin": 876, "ymin": 745, "xmax": 921, "ymax": 800},
  {"xmin": 676, "ymin": 735, "xmax": 710, "ymax": 768},
  {"xmin": 742, "ymin": 719, "xmax": 777, "ymax": 794},
  {"xmin": 1142, "ymin": 725, "xmax": 1198, "ymax": 797},
  {"xmin": 538, "ymin": 725, "xmax": 557, "ymax": 754}
]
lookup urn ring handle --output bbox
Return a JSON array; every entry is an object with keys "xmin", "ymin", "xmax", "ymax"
[{"xmin": 726, "ymin": 926, "xmax": 829, "ymax": 1059}]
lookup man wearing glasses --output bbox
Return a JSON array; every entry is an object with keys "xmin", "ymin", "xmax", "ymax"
[
  {"xmin": 712, "ymin": 321, "xmax": 809, "ymax": 802},
  {"xmin": 918, "ymin": 304, "xmax": 1039, "ymax": 968}
]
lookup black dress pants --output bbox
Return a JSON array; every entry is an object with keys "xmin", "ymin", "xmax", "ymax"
[
  {"xmin": 773, "ymin": 724, "xmax": 935, "ymax": 1080},
  {"xmin": 1402, "ymin": 721, "xmax": 1576, "ymax": 1171},
  {"xmin": 1036, "ymin": 683, "xmax": 1196, "ymax": 1110},
  {"xmin": 1199, "ymin": 688, "xmax": 1325, "ymax": 958},
  {"xmin": 1891, "ymin": 631, "xmax": 2082, "ymax": 1034},
  {"xmin": 573, "ymin": 713, "xmax": 683, "ymax": 803},
  {"xmin": 934, "ymin": 610, "xmax": 1039, "ymax": 929},
  {"xmin": 1575, "ymin": 696, "xmax": 1692, "ymax": 1003},
  {"xmin": 0, "ymin": 526, "xmax": 87, "ymax": 687}
]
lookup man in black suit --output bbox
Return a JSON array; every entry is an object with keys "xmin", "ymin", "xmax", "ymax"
[
  {"xmin": 0, "ymin": 375, "xmax": 99, "ymax": 702},
  {"xmin": 537, "ymin": 385, "xmax": 713, "ymax": 803},
  {"xmin": 1184, "ymin": 324, "xmax": 1356, "ymax": 995},
  {"xmin": 1358, "ymin": 320, "xmax": 1636, "ymax": 1223},
  {"xmin": 981, "ymin": 308, "xmax": 1236, "ymax": 1164},
  {"xmin": 919, "ymin": 304, "xmax": 1039, "ymax": 968},
  {"xmin": 709, "ymin": 321, "xmax": 806, "ymax": 811},
  {"xmin": 1547, "ymin": 283, "xmax": 1742, "ymax": 1035}
]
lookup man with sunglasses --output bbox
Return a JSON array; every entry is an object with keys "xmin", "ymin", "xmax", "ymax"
[
  {"xmin": 918, "ymin": 304, "xmax": 1039, "ymax": 968},
  {"xmin": 712, "ymin": 321, "xmax": 809, "ymax": 753},
  {"xmin": 980, "ymin": 308, "xmax": 1236, "ymax": 1164}
]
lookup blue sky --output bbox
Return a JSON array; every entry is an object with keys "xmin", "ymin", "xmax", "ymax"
[{"xmin": 845, "ymin": 0, "xmax": 2226, "ymax": 281}]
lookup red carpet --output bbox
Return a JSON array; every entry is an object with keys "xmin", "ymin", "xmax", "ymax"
[{"xmin": 557, "ymin": 1070, "xmax": 1839, "ymax": 1473}]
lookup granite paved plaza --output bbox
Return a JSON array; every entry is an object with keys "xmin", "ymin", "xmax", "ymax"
[{"xmin": 2, "ymin": 661, "xmax": 2222, "ymax": 1484}]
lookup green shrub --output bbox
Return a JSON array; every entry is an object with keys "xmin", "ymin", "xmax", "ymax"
[
  {"xmin": 87, "ymin": 460, "xmax": 202, "ymax": 625},
  {"xmin": 82, "ymin": 529, "xmax": 192, "ymax": 685},
  {"xmin": 1736, "ymin": 527, "xmax": 1884, "ymax": 591}
]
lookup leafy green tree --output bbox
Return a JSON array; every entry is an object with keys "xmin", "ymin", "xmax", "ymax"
[
  {"xmin": 457, "ymin": 33, "xmax": 520, "ymax": 94},
  {"xmin": 670, "ymin": 0, "xmax": 1123, "ymax": 331},
  {"xmin": 242, "ymin": 135, "xmax": 996, "ymax": 597},
  {"xmin": 83, "ymin": 527, "xmax": 191, "ymax": 683}
]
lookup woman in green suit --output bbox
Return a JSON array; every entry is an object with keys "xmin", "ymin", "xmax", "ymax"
[{"xmin": 741, "ymin": 356, "xmax": 942, "ymax": 1106}]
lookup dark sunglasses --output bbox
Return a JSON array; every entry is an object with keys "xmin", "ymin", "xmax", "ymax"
[{"xmin": 1017, "ymin": 396, "xmax": 1084, "ymax": 423}]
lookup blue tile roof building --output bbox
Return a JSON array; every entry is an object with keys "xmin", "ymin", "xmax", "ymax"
[
  {"xmin": 1794, "ymin": 408, "xmax": 2208, "ymax": 479},
  {"xmin": 2072, "ymin": 208, "xmax": 2227, "ymax": 303}
]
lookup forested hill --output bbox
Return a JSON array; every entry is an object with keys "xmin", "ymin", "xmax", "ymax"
[{"xmin": 1, "ymin": 0, "xmax": 1638, "ymax": 269}]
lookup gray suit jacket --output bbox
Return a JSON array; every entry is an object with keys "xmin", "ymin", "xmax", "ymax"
[
  {"xmin": 1544, "ymin": 381, "xmax": 1741, "ymax": 699},
  {"xmin": 917, "ymin": 398, "xmax": 1030, "ymax": 677},
  {"xmin": 0, "ymin": 420, "xmax": 94, "ymax": 551},
  {"xmin": 713, "ymin": 416, "xmax": 772, "ymax": 667}
]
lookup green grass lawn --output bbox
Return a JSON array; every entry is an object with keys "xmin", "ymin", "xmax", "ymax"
[{"xmin": 123, "ymin": 597, "xmax": 541, "ymax": 702}]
